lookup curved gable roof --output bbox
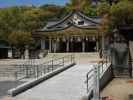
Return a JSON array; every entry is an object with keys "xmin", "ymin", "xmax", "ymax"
[{"xmin": 36, "ymin": 10, "xmax": 101, "ymax": 33}]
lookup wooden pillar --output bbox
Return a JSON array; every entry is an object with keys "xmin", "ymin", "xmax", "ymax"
[
  {"xmin": 54, "ymin": 39, "xmax": 57, "ymax": 53},
  {"xmin": 49, "ymin": 38, "xmax": 52, "ymax": 53},
  {"xmin": 8, "ymin": 48, "xmax": 12, "ymax": 58},
  {"xmin": 57, "ymin": 38, "xmax": 60, "ymax": 52},
  {"xmin": 24, "ymin": 46, "xmax": 29, "ymax": 59},
  {"xmin": 96, "ymin": 34, "xmax": 99, "ymax": 52},
  {"xmin": 41, "ymin": 39, "xmax": 45, "ymax": 50},
  {"xmin": 56, "ymin": 38, "xmax": 59, "ymax": 53},
  {"xmin": 101, "ymin": 33, "xmax": 105, "ymax": 58},
  {"xmin": 66, "ymin": 39, "xmax": 69, "ymax": 52},
  {"xmin": 96, "ymin": 40, "xmax": 99, "ymax": 51},
  {"xmin": 102, "ymin": 33, "xmax": 105, "ymax": 50},
  {"xmin": 82, "ymin": 37, "xmax": 85, "ymax": 52}
]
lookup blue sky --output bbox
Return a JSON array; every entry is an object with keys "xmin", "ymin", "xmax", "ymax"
[{"xmin": 0, "ymin": 0, "xmax": 69, "ymax": 8}]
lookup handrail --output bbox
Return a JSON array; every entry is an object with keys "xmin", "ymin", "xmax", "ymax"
[
  {"xmin": 85, "ymin": 58, "xmax": 110, "ymax": 99},
  {"xmin": 16, "ymin": 55, "xmax": 75, "ymax": 79},
  {"xmin": 86, "ymin": 69, "xmax": 94, "ymax": 93},
  {"xmin": 0, "ymin": 55, "xmax": 75, "ymax": 80}
]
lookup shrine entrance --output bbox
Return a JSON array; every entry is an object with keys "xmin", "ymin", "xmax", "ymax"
[
  {"xmin": 59, "ymin": 41, "xmax": 67, "ymax": 53},
  {"xmin": 70, "ymin": 41, "xmax": 82, "ymax": 52},
  {"xmin": 33, "ymin": 10, "xmax": 102, "ymax": 53},
  {"xmin": 41, "ymin": 36, "xmax": 97, "ymax": 53},
  {"xmin": 85, "ymin": 41, "xmax": 96, "ymax": 52}
]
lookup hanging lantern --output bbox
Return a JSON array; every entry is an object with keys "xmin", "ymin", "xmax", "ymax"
[
  {"xmin": 92, "ymin": 36, "xmax": 96, "ymax": 41},
  {"xmin": 77, "ymin": 37, "xmax": 81, "ymax": 42},
  {"xmin": 70, "ymin": 37, "xmax": 73, "ymax": 42},
  {"xmin": 57, "ymin": 38, "xmax": 60, "ymax": 42},
  {"xmin": 62, "ymin": 37, "xmax": 66, "ymax": 42},
  {"xmin": 86, "ymin": 37, "xmax": 88, "ymax": 41}
]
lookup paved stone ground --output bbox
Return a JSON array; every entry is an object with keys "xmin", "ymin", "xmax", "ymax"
[
  {"xmin": 101, "ymin": 78, "xmax": 133, "ymax": 100},
  {"xmin": 0, "ymin": 80, "xmax": 25, "ymax": 98},
  {"xmin": 9, "ymin": 64, "xmax": 93, "ymax": 100},
  {"xmin": 0, "ymin": 53, "xmax": 99, "ymax": 100}
]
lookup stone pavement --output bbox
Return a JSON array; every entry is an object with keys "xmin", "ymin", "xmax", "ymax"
[
  {"xmin": 0, "ymin": 53, "xmax": 99, "ymax": 100},
  {"xmin": 8, "ymin": 64, "xmax": 94, "ymax": 100},
  {"xmin": 0, "ymin": 81, "xmax": 25, "ymax": 98},
  {"xmin": 101, "ymin": 78, "xmax": 133, "ymax": 100}
]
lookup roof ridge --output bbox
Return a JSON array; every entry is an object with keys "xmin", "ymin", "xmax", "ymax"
[
  {"xmin": 77, "ymin": 12, "xmax": 100, "ymax": 24},
  {"xmin": 46, "ymin": 11, "xmax": 74, "ymax": 29}
]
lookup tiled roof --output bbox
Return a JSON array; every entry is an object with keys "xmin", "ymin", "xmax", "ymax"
[{"xmin": 35, "ymin": 10, "xmax": 101, "ymax": 33}]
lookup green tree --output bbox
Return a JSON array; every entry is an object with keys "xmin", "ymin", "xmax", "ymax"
[
  {"xmin": 21, "ymin": 8, "xmax": 43, "ymax": 32},
  {"xmin": 40, "ymin": 4, "xmax": 67, "ymax": 19},
  {"xmin": 97, "ymin": 2, "xmax": 110, "ymax": 16},
  {"xmin": 66, "ymin": 0, "xmax": 91, "ymax": 11},
  {"xmin": 8, "ymin": 31, "xmax": 33, "ymax": 57},
  {"xmin": 110, "ymin": 0, "xmax": 133, "ymax": 28},
  {"xmin": 0, "ymin": 6, "xmax": 36, "ymax": 53},
  {"xmin": 0, "ymin": 7, "xmax": 22, "ymax": 39},
  {"xmin": 96, "ymin": 2, "xmax": 111, "ymax": 34},
  {"xmin": 66, "ymin": 0, "xmax": 97, "ymax": 16}
]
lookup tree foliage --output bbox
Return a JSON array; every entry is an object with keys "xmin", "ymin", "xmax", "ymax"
[
  {"xmin": 97, "ymin": 2, "xmax": 111, "ymax": 34},
  {"xmin": 0, "ymin": 0, "xmax": 133, "ymax": 50},
  {"xmin": 110, "ymin": 0, "xmax": 133, "ymax": 27},
  {"xmin": 97, "ymin": 2, "xmax": 110, "ymax": 16},
  {"xmin": 68, "ymin": 0, "xmax": 91, "ymax": 10},
  {"xmin": 8, "ymin": 31, "xmax": 33, "ymax": 47},
  {"xmin": 0, "ymin": 5, "xmax": 65, "ymax": 49},
  {"xmin": 66, "ymin": 0, "xmax": 97, "ymax": 16},
  {"xmin": 97, "ymin": 0, "xmax": 133, "ymax": 34}
]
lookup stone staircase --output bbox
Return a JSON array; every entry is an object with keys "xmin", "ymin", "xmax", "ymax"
[
  {"xmin": 46, "ymin": 52, "xmax": 99, "ymax": 64},
  {"xmin": 0, "ymin": 65, "xmax": 17, "ymax": 80},
  {"xmin": 0, "ymin": 52, "xmax": 99, "ymax": 80}
]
